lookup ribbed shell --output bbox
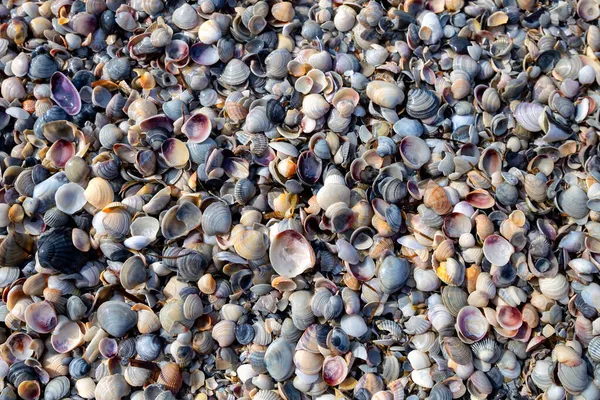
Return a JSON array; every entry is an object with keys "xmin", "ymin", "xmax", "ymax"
[
  {"xmin": 37, "ymin": 228, "xmax": 87, "ymax": 273},
  {"xmin": 234, "ymin": 178, "xmax": 256, "ymax": 204}
]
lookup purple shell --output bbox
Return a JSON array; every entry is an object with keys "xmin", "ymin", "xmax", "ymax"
[
  {"xmin": 50, "ymin": 72, "xmax": 81, "ymax": 116},
  {"xmin": 190, "ymin": 43, "xmax": 219, "ymax": 66}
]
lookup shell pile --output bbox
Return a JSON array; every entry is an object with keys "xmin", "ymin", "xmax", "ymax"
[{"xmin": 3, "ymin": 0, "xmax": 600, "ymax": 399}]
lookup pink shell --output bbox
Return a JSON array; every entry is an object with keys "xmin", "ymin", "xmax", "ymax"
[
  {"xmin": 496, "ymin": 306, "xmax": 523, "ymax": 331},
  {"xmin": 182, "ymin": 113, "xmax": 212, "ymax": 143},
  {"xmin": 47, "ymin": 140, "xmax": 75, "ymax": 168},
  {"xmin": 322, "ymin": 355, "xmax": 349, "ymax": 386},
  {"xmin": 466, "ymin": 190, "xmax": 496, "ymax": 209}
]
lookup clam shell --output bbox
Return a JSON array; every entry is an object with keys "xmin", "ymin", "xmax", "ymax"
[
  {"xmin": 269, "ymin": 230, "xmax": 315, "ymax": 278},
  {"xmin": 366, "ymin": 81, "xmax": 405, "ymax": 109},
  {"xmin": 483, "ymin": 235, "xmax": 514, "ymax": 266},
  {"xmin": 97, "ymin": 301, "xmax": 137, "ymax": 337},
  {"xmin": 201, "ymin": 201, "xmax": 232, "ymax": 236},
  {"xmin": 84, "ymin": 177, "xmax": 114, "ymax": 210},
  {"xmin": 95, "ymin": 375, "xmax": 131, "ymax": 400},
  {"xmin": 54, "ymin": 182, "xmax": 86, "ymax": 215},
  {"xmin": 406, "ymin": 88, "xmax": 440, "ymax": 119},
  {"xmin": 51, "ymin": 319, "xmax": 85, "ymax": 353},
  {"xmin": 25, "ymin": 301, "xmax": 57, "ymax": 333},
  {"xmin": 220, "ymin": 59, "xmax": 250, "ymax": 86},
  {"xmin": 50, "ymin": 72, "xmax": 81, "ymax": 115},
  {"xmin": 45, "ymin": 376, "xmax": 70, "ymax": 400},
  {"xmin": 264, "ymin": 338, "xmax": 295, "ymax": 382},
  {"xmin": 322, "ymin": 356, "xmax": 349, "ymax": 386},
  {"xmin": 377, "ymin": 256, "xmax": 410, "ymax": 294},
  {"xmin": 514, "ymin": 102, "xmax": 544, "ymax": 132},
  {"xmin": 340, "ymin": 314, "xmax": 368, "ymax": 337},
  {"xmin": 399, "ymin": 136, "xmax": 431, "ymax": 169}
]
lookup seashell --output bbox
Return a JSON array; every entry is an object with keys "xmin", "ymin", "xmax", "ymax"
[
  {"xmin": 25, "ymin": 301, "xmax": 57, "ymax": 333},
  {"xmin": 33, "ymin": 171, "xmax": 69, "ymax": 212},
  {"xmin": 272, "ymin": 2, "xmax": 295, "ymax": 22},
  {"xmin": 198, "ymin": 20, "xmax": 222, "ymax": 44},
  {"xmin": 136, "ymin": 334, "xmax": 162, "ymax": 361},
  {"xmin": 341, "ymin": 314, "xmax": 368, "ymax": 337},
  {"xmin": 54, "ymin": 182, "xmax": 86, "ymax": 215},
  {"xmin": 212, "ymin": 320, "xmax": 236, "ymax": 347},
  {"xmin": 377, "ymin": 256, "xmax": 409, "ymax": 294},
  {"xmin": 443, "ymin": 336, "xmax": 472, "ymax": 365},
  {"xmin": 264, "ymin": 338, "xmax": 295, "ymax": 381},
  {"xmin": 557, "ymin": 362, "xmax": 589, "ymax": 394},
  {"xmin": 579, "ymin": 0, "xmax": 600, "ymax": 21},
  {"xmin": 366, "ymin": 81, "xmax": 405, "ymax": 109},
  {"xmin": 173, "ymin": 3, "xmax": 199, "ymax": 30},
  {"xmin": 254, "ymin": 390, "xmax": 284, "ymax": 400},
  {"xmin": 75, "ymin": 377, "xmax": 96, "ymax": 399},
  {"xmin": 404, "ymin": 315, "xmax": 432, "ymax": 335},
  {"xmin": 95, "ymin": 374, "xmax": 131, "ymax": 400},
  {"xmin": 159, "ymin": 300, "xmax": 194, "ymax": 334},
  {"xmin": 496, "ymin": 306, "xmax": 522, "ymax": 331},
  {"xmin": 120, "ymin": 256, "xmax": 147, "ymax": 290},
  {"xmin": 220, "ymin": 59, "xmax": 251, "ymax": 86},
  {"xmin": 322, "ymin": 356, "xmax": 349, "ymax": 386},
  {"xmin": 557, "ymin": 185, "xmax": 589, "ymax": 219},
  {"xmin": 50, "ymin": 72, "xmax": 81, "ymax": 115},
  {"xmin": 84, "ymin": 177, "xmax": 114, "ymax": 210},
  {"xmin": 65, "ymin": 156, "xmax": 90, "ymax": 184},
  {"xmin": 182, "ymin": 113, "xmax": 212, "ymax": 143},
  {"xmin": 124, "ymin": 366, "xmax": 152, "ymax": 387},
  {"xmin": 443, "ymin": 213, "xmax": 471, "ymax": 238},
  {"xmin": 68, "ymin": 357, "xmax": 90, "ymax": 379},
  {"xmin": 456, "ymin": 306, "xmax": 488, "ymax": 344},
  {"xmin": 483, "ymin": 235, "xmax": 514, "ymax": 266},
  {"xmin": 436, "ymin": 258, "xmax": 465, "ymax": 286},
  {"xmin": 183, "ymin": 294, "xmax": 203, "ymax": 320},
  {"xmin": 408, "ymin": 350, "xmax": 431, "ymax": 370},
  {"xmin": 399, "ymin": 136, "xmax": 431, "ymax": 169},
  {"xmin": 97, "ymin": 301, "xmax": 137, "ymax": 337},
  {"xmin": 202, "ymin": 201, "xmax": 232, "ymax": 236},
  {"xmin": 467, "ymin": 371, "xmax": 492, "ymax": 398},
  {"xmin": 514, "ymin": 102, "xmax": 544, "ymax": 132},
  {"xmin": 303, "ymin": 94, "xmax": 330, "ymax": 119},
  {"xmin": 45, "ymin": 376, "xmax": 70, "ymax": 400},
  {"xmin": 270, "ymin": 230, "xmax": 316, "ymax": 278},
  {"xmin": 51, "ymin": 319, "xmax": 85, "ymax": 353},
  {"xmin": 424, "ymin": 181, "xmax": 452, "ymax": 215},
  {"xmin": 37, "ymin": 228, "xmax": 87, "ymax": 273},
  {"xmin": 411, "ymin": 368, "xmax": 434, "ymax": 389},
  {"xmin": 406, "ymin": 88, "xmax": 440, "ymax": 119},
  {"xmin": 17, "ymin": 380, "xmax": 41, "ymax": 400}
]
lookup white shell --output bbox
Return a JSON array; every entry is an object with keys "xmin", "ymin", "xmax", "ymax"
[
  {"xmin": 54, "ymin": 182, "xmax": 86, "ymax": 215},
  {"xmin": 340, "ymin": 314, "xmax": 368, "ymax": 337}
]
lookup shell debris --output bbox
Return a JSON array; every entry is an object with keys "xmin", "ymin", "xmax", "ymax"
[{"xmin": 1, "ymin": 0, "xmax": 600, "ymax": 399}]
